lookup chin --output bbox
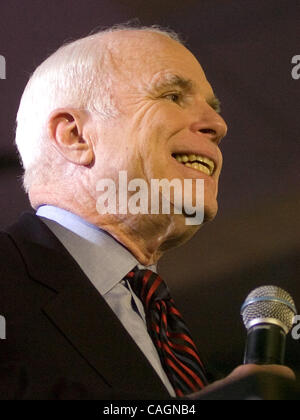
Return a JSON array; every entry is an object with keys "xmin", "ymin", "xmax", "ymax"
[{"xmin": 202, "ymin": 198, "xmax": 219, "ymax": 223}]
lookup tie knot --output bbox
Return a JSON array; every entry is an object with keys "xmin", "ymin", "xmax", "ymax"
[{"xmin": 126, "ymin": 267, "xmax": 171, "ymax": 310}]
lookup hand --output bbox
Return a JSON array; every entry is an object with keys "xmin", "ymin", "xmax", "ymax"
[{"xmin": 187, "ymin": 364, "xmax": 296, "ymax": 399}]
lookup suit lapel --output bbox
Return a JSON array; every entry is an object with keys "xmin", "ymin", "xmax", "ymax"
[
  {"xmin": 7, "ymin": 213, "xmax": 170, "ymax": 398},
  {"xmin": 43, "ymin": 277, "xmax": 169, "ymax": 397}
]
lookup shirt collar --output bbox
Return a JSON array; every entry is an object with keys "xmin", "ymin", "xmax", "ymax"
[{"xmin": 36, "ymin": 205, "xmax": 157, "ymax": 295}]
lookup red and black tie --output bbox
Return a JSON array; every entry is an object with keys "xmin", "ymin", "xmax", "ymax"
[{"xmin": 125, "ymin": 267, "xmax": 208, "ymax": 397}]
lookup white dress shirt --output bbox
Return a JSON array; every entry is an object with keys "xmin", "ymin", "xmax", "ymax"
[{"xmin": 36, "ymin": 205, "xmax": 175, "ymax": 397}]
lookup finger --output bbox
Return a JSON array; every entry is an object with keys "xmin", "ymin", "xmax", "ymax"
[{"xmin": 230, "ymin": 364, "xmax": 296, "ymax": 381}]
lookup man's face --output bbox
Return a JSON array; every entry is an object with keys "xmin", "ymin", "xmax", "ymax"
[{"xmin": 92, "ymin": 32, "xmax": 228, "ymax": 231}]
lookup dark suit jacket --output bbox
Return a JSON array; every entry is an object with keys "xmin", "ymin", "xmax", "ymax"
[{"xmin": 0, "ymin": 213, "xmax": 170, "ymax": 400}]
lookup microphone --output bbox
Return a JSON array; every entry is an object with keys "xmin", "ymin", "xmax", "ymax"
[{"xmin": 241, "ymin": 286, "xmax": 297, "ymax": 365}]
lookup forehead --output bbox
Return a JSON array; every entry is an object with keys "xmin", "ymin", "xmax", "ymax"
[{"xmin": 107, "ymin": 31, "xmax": 213, "ymax": 97}]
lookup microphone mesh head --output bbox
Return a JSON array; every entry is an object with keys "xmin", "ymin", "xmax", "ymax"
[{"xmin": 241, "ymin": 286, "xmax": 297, "ymax": 333}]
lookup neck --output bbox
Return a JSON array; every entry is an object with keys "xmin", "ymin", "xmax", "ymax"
[
  {"xmin": 88, "ymin": 213, "xmax": 197, "ymax": 266},
  {"xmin": 30, "ymin": 175, "xmax": 202, "ymax": 264},
  {"xmin": 31, "ymin": 188, "xmax": 199, "ymax": 265}
]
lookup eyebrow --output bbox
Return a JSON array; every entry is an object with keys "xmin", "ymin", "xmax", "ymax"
[
  {"xmin": 148, "ymin": 73, "xmax": 222, "ymax": 113},
  {"xmin": 149, "ymin": 74, "xmax": 195, "ymax": 94},
  {"xmin": 207, "ymin": 96, "xmax": 222, "ymax": 114}
]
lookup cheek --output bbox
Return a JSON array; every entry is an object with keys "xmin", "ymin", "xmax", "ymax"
[
  {"xmin": 118, "ymin": 103, "xmax": 188, "ymax": 178},
  {"xmin": 130, "ymin": 101, "xmax": 186, "ymax": 143}
]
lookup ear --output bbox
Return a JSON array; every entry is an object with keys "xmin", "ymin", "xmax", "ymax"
[{"xmin": 47, "ymin": 108, "xmax": 95, "ymax": 166}]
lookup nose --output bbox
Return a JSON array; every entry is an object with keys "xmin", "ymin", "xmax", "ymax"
[{"xmin": 190, "ymin": 101, "xmax": 228, "ymax": 145}]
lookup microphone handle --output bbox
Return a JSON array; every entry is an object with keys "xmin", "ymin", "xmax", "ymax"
[{"xmin": 244, "ymin": 323, "xmax": 286, "ymax": 365}]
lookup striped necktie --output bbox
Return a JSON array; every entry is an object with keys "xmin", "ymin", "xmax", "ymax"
[{"xmin": 125, "ymin": 267, "xmax": 208, "ymax": 397}]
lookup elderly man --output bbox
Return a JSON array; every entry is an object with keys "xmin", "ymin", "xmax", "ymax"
[{"xmin": 0, "ymin": 26, "xmax": 294, "ymax": 400}]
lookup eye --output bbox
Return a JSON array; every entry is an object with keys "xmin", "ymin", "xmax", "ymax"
[{"xmin": 163, "ymin": 92, "xmax": 182, "ymax": 103}]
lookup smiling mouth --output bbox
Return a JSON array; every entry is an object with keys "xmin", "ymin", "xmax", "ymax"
[{"xmin": 172, "ymin": 153, "xmax": 215, "ymax": 176}]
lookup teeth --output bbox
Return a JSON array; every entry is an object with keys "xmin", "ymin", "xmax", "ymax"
[
  {"xmin": 181, "ymin": 155, "xmax": 189, "ymax": 163},
  {"xmin": 174, "ymin": 153, "xmax": 215, "ymax": 175},
  {"xmin": 192, "ymin": 162, "xmax": 210, "ymax": 175},
  {"xmin": 188, "ymin": 154, "xmax": 197, "ymax": 162}
]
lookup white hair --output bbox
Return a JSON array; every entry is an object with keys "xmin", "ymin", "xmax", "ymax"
[{"xmin": 15, "ymin": 24, "xmax": 183, "ymax": 192}]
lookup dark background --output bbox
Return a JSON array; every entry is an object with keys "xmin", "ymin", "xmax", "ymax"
[{"xmin": 0, "ymin": 0, "xmax": 299, "ymax": 381}]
